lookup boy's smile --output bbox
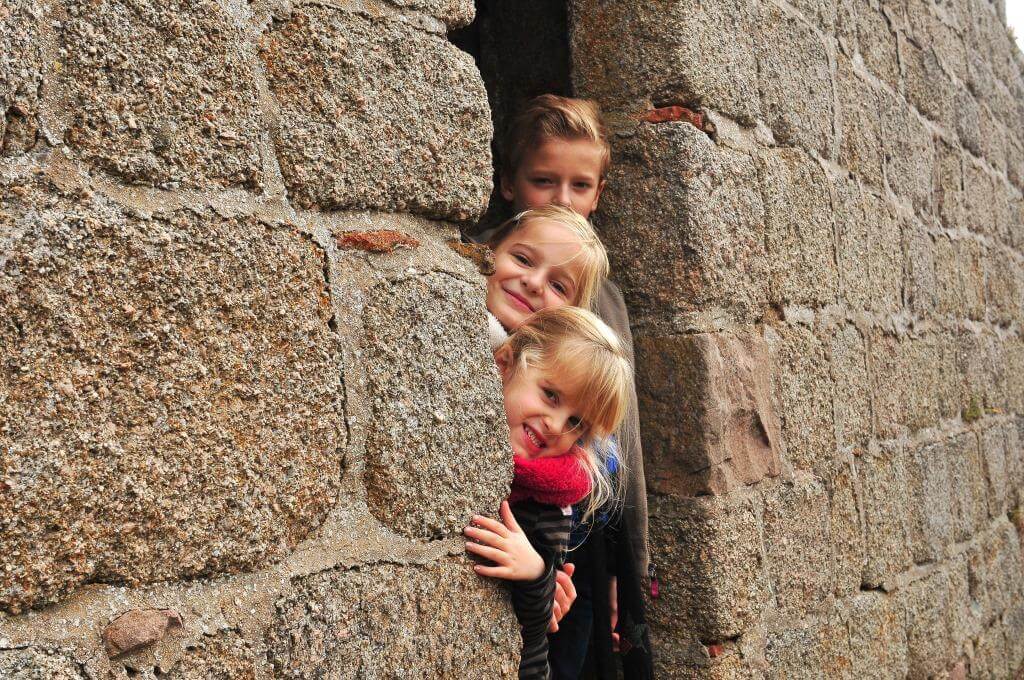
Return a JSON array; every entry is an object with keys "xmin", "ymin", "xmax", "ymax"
[
  {"xmin": 502, "ymin": 137, "xmax": 606, "ymax": 219},
  {"xmin": 486, "ymin": 219, "xmax": 585, "ymax": 330}
]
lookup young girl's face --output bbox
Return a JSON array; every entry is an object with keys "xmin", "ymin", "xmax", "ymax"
[
  {"xmin": 486, "ymin": 219, "xmax": 585, "ymax": 330},
  {"xmin": 497, "ymin": 353, "xmax": 585, "ymax": 460}
]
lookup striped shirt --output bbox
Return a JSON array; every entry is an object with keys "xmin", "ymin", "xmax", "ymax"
[{"xmin": 510, "ymin": 500, "xmax": 573, "ymax": 680}]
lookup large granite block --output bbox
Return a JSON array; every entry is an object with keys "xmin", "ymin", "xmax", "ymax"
[
  {"xmin": 259, "ymin": 7, "xmax": 492, "ymax": 220},
  {"xmin": 0, "ymin": 181, "xmax": 344, "ymax": 613}
]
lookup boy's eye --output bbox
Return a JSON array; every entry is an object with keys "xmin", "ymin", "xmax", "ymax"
[
  {"xmin": 531, "ymin": 177, "xmax": 553, "ymax": 186},
  {"xmin": 573, "ymin": 181, "xmax": 592, "ymax": 190}
]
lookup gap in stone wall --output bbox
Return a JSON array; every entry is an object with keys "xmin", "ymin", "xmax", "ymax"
[{"xmin": 449, "ymin": 0, "xmax": 573, "ymax": 222}]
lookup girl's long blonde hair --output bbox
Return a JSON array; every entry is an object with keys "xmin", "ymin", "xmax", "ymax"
[{"xmin": 501, "ymin": 306, "xmax": 631, "ymax": 521}]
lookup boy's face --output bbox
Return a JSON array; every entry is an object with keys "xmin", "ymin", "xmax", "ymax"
[
  {"xmin": 486, "ymin": 219, "xmax": 585, "ymax": 330},
  {"xmin": 497, "ymin": 351, "xmax": 585, "ymax": 460},
  {"xmin": 501, "ymin": 137, "xmax": 606, "ymax": 219}
]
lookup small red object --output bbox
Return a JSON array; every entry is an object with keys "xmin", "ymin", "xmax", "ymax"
[
  {"xmin": 649, "ymin": 564, "xmax": 660, "ymax": 599},
  {"xmin": 707, "ymin": 644, "xmax": 724, "ymax": 658}
]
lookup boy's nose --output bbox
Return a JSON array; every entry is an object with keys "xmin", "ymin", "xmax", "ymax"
[{"xmin": 554, "ymin": 185, "xmax": 573, "ymax": 207}]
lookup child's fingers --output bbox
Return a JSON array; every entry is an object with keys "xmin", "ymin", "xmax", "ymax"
[
  {"xmin": 464, "ymin": 541, "xmax": 508, "ymax": 564},
  {"xmin": 464, "ymin": 525, "xmax": 505, "ymax": 548},
  {"xmin": 470, "ymin": 514, "xmax": 511, "ymax": 538},
  {"xmin": 499, "ymin": 500, "xmax": 523, "ymax": 532},
  {"xmin": 473, "ymin": 563, "xmax": 513, "ymax": 580}
]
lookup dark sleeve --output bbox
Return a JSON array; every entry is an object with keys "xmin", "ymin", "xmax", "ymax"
[
  {"xmin": 511, "ymin": 562, "xmax": 556, "ymax": 680},
  {"xmin": 510, "ymin": 501, "xmax": 572, "ymax": 680}
]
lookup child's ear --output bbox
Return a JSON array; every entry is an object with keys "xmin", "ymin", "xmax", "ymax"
[
  {"xmin": 499, "ymin": 173, "xmax": 516, "ymax": 203},
  {"xmin": 493, "ymin": 344, "xmax": 514, "ymax": 380},
  {"xmin": 591, "ymin": 178, "xmax": 607, "ymax": 212}
]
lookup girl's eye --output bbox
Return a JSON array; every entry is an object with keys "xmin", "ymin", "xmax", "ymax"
[
  {"xmin": 512, "ymin": 253, "xmax": 530, "ymax": 265},
  {"xmin": 573, "ymin": 182, "xmax": 592, "ymax": 190},
  {"xmin": 532, "ymin": 177, "xmax": 553, "ymax": 186},
  {"xmin": 551, "ymin": 280, "xmax": 567, "ymax": 296},
  {"xmin": 568, "ymin": 416, "xmax": 583, "ymax": 431},
  {"xmin": 543, "ymin": 388, "xmax": 558, "ymax": 403}
]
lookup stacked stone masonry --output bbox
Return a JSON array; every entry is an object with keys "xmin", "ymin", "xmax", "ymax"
[
  {"xmin": 571, "ymin": 0, "xmax": 1024, "ymax": 676},
  {"xmin": 1, "ymin": 0, "xmax": 1022, "ymax": 677},
  {"xmin": 0, "ymin": 0, "xmax": 520, "ymax": 677}
]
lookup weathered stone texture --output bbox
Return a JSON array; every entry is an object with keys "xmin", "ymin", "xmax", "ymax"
[
  {"xmin": 636, "ymin": 328, "xmax": 782, "ymax": 497},
  {"xmin": 162, "ymin": 629, "xmax": 260, "ymax": 679},
  {"xmin": 259, "ymin": 7, "xmax": 492, "ymax": 220},
  {"xmin": 267, "ymin": 559, "xmax": 519, "ymax": 678},
  {"xmin": 59, "ymin": 0, "xmax": 265, "ymax": 190},
  {"xmin": 761, "ymin": 477, "xmax": 832, "ymax": 618},
  {"xmin": 766, "ymin": 323, "xmax": 836, "ymax": 473},
  {"xmin": 0, "ymin": 648, "xmax": 88, "ymax": 679},
  {"xmin": 596, "ymin": 122, "xmax": 767, "ymax": 325},
  {"xmin": 570, "ymin": 0, "xmax": 762, "ymax": 123},
  {"xmin": 860, "ymin": 442, "xmax": 913, "ymax": 587},
  {"xmin": 647, "ymin": 493, "xmax": 770, "ymax": 643},
  {"xmin": 757, "ymin": 148, "xmax": 838, "ymax": 307},
  {"xmin": 756, "ymin": 4, "xmax": 835, "ymax": 157},
  {"xmin": 0, "ymin": 182, "xmax": 344, "ymax": 612},
  {"xmin": 0, "ymin": 2, "xmax": 46, "ymax": 157},
  {"xmin": 362, "ymin": 272, "xmax": 508, "ymax": 539},
  {"xmin": 845, "ymin": 591, "xmax": 909, "ymax": 679}
]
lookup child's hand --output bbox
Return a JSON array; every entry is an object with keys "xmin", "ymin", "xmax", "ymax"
[
  {"xmin": 548, "ymin": 563, "xmax": 576, "ymax": 633},
  {"xmin": 465, "ymin": 501, "xmax": 545, "ymax": 582}
]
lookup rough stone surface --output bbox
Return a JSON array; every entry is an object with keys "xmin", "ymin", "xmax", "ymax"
[
  {"xmin": 0, "ymin": 648, "xmax": 88, "ymax": 679},
  {"xmin": 362, "ymin": 272, "xmax": 508, "ymax": 538},
  {"xmin": 761, "ymin": 477, "xmax": 832, "ymax": 618},
  {"xmin": 860, "ymin": 442, "xmax": 913, "ymax": 587},
  {"xmin": 0, "ymin": 182, "xmax": 345, "ymax": 612},
  {"xmin": 59, "ymin": 0, "xmax": 265, "ymax": 190},
  {"xmin": 647, "ymin": 492, "xmax": 770, "ymax": 643},
  {"xmin": 758, "ymin": 148, "xmax": 838, "ymax": 307},
  {"xmin": 636, "ymin": 328, "xmax": 783, "ymax": 497},
  {"xmin": 266, "ymin": 559, "xmax": 519, "ymax": 678},
  {"xmin": 756, "ymin": 4, "xmax": 835, "ymax": 157},
  {"xmin": 845, "ymin": 591, "xmax": 909, "ymax": 678},
  {"xmin": 570, "ymin": 0, "xmax": 762, "ymax": 122},
  {"xmin": 259, "ymin": 7, "xmax": 492, "ymax": 220},
  {"xmin": 0, "ymin": 2, "xmax": 46, "ymax": 157},
  {"xmin": 766, "ymin": 323, "xmax": 836, "ymax": 473},
  {"xmin": 162, "ymin": 629, "xmax": 260, "ymax": 679},
  {"xmin": 596, "ymin": 122, "xmax": 767, "ymax": 327}
]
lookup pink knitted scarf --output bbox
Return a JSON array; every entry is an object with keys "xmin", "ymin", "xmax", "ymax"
[{"xmin": 508, "ymin": 448, "xmax": 592, "ymax": 507}]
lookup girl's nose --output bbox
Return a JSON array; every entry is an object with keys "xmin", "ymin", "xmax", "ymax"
[{"xmin": 523, "ymin": 271, "xmax": 544, "ymax": 293}]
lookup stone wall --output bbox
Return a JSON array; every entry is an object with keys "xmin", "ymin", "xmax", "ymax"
[
  {"xmin": 571, "ymin": 0, "xmax": 1024, "ymax": 677},
  {"xmin": 4, "ymin": 0, "xmax": 1023, "ymax": 676},
  {"xmin": 0, "ymin": 0, "xmax": 520, "ymax": 676}
]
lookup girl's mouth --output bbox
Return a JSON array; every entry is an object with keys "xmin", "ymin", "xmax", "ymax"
[
  {"xmin": 504, "ymin": 288, "xmax": 534, "ymax": 313},
  {"xmin": 523, "ymin": 424, "xmax": 547, "ymax": 453}
]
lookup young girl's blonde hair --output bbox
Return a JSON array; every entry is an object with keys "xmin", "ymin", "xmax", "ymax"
[
  {"xmin": 500, "ymin": 306, "xmax": 631, "ymax": 521},
  {"xmin": 487, "ymin": 204, "xmax": 609, "ymax": 312}
]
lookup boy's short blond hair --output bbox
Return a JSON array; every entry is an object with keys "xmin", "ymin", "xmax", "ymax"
[
  {"xmin": 502, "ymin": 306, "xmax": 631, "ymax": 520},
  {"xmin": 502, "ymin": 94, "xmax": 611, "ymax": 179},
  {"xmin": 487, "ymin": 204, "xmax": 609, "ymax": 311}
]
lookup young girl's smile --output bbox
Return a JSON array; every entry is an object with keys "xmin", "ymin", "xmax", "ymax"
[
  {"xmin": 498, "ymin": 358, "xmax": 586, "ymax": 460},
  {"xmin": 486, "ymin": 219, "xmax": 585, "ymax": 330}
]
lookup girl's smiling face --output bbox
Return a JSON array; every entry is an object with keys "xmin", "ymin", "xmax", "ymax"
[
  {"xmin": 496, "ymin": 348, "xmax": 586, "ymax": 460},
  {"xmin": 486, "ymin": 219, "xmax": 585, "ymax": 331}
]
